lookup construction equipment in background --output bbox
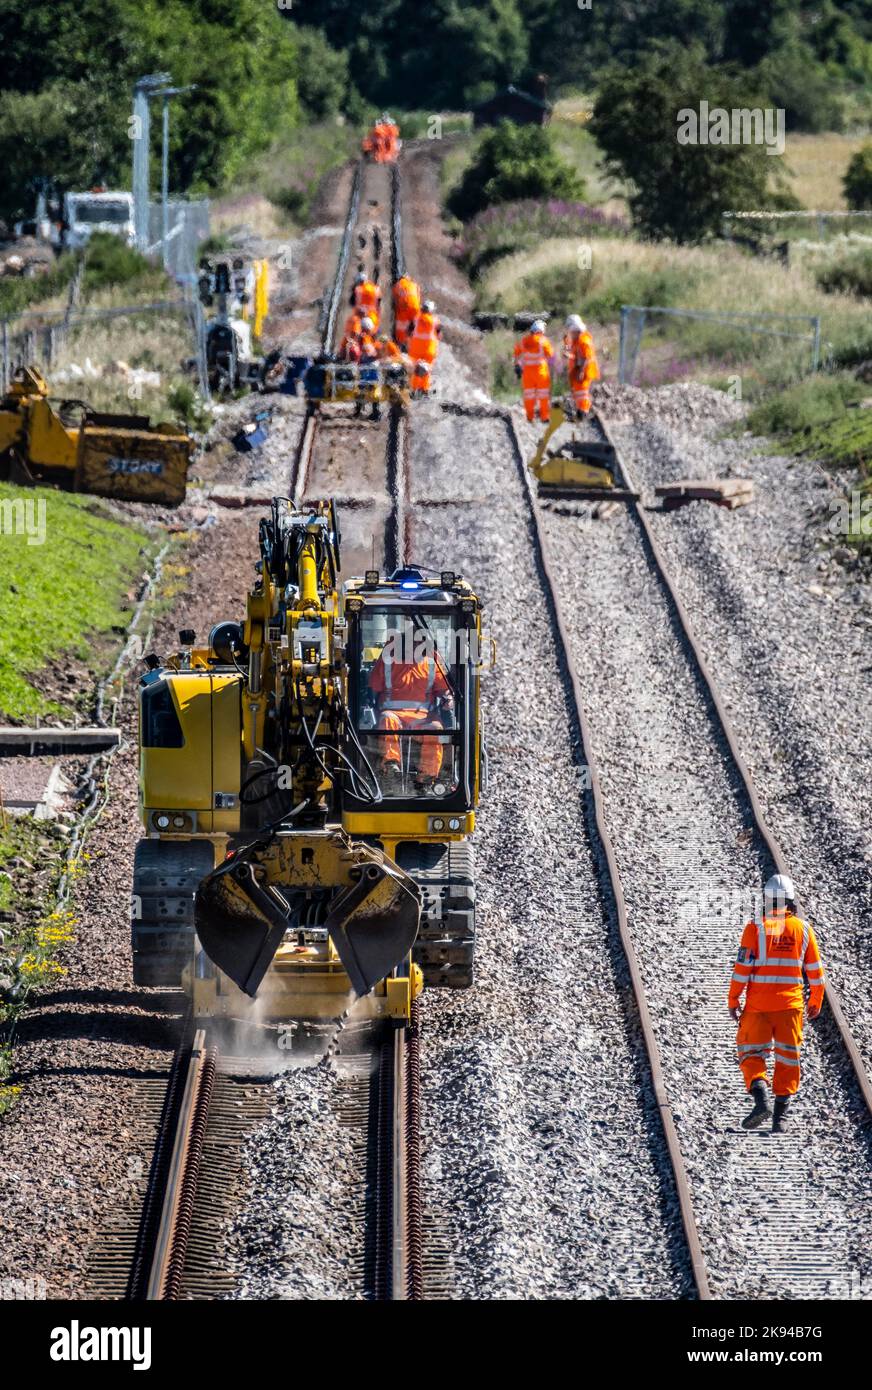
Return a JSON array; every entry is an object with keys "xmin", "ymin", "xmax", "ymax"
[
  {"xmin": 62, "ymin": 189, "xmax": 136, "ymax": 251},
  {"xmin": 283, "ymin": 353, "xmax": 410, "ymax": 411},
  {"xmin": 0, "ymin": 365, "xmax": 194, "ymax": 505},
  {"xmin": 197, "ymin": 254, "xmax": 277, "ymax": 393},
  {"xmin": 132, "ymin": 498, "xmax": 487, "ymax": 1030},
  {"xmin": 527, "ymin": 405, "xmax": 639, "ymax": 501}
]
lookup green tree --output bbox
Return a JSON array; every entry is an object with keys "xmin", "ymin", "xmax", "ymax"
[
  {"xmin": 589, "ymin": 46, "xmax": 784, "ymax": 242},
  {"xmin": 844, "ymin": 143, "xmax": 872, "ymax": 209},
  {"xmin": 448, "ymin": 121, "xmax": 584, "ymax": 222}
]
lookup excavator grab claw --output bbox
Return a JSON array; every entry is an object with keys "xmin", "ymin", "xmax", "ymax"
[{"xmin": 194, "ymin": 832, "xmax": 422, "ymax": 1001}]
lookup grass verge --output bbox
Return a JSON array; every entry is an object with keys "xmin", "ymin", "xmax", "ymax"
[
  {"xmin": 475, "ymin": 234, "xmax": 871, "ymax": 397},
  {"xmin": 745, "ymin": 373, "xmax": 872, "ymax": 553},
  {"xmin": 0, "ymin": 483, "xmax": 153, "ymax": 722},
  {"xmin": 0, "ymin": 814, "xmax": 73, "ymax": 1115}
]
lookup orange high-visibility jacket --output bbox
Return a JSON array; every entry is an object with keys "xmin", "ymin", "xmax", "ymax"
[
  {"xmin": 566, "ymin": 331, "xmax": 599, "ymax": 386},
  {"xmin": 728, "ymin": 911, "xmax": 825, "ymax": 1013},
  {"xmin": 409, "ymin": 311, "xmax": 440, "ymax": 361},
  {"xmin": 357, "ymin": 331, "xmax": 379, "ymax": 361},
  {"xmin": 354, "ymin": 280, "xmax": 381, "ymax": 315},
  {"xmin": 378, "ymin": 337, "xmax": 402, "ymax": 361},
  {"xmin": 393, "ymin": 275, "xmax": 421, "ymax": 321},
  {"xmin": 343, "ymin": 308, "xmax": 364, "ymax": 339},
  {"xmin": 514, "ymin": 331, "xmax": 554, "ymax": 386},
  {"xmin": 370, "ymin": 652, "xmax": 450, "ymax": 715}
]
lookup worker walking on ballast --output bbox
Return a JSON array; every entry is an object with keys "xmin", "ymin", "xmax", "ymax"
[
  {"xmin": 514, "ymin": 320, "xmax": 554, "ymax": 423},
  {"xmin": 563, "ymin": 314, "xmax": 599, "ymax": 415},
  {"xmin": 728, "ymin": 874, "xmax": 825, "ymax": 1133}
]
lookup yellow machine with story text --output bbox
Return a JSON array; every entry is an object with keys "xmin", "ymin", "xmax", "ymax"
[
  {"xmin": 0, "ymin": 365, "xmax": 193, "ymax": 505},
  {"xmin": 132, "ymin": 498, "xmax": 487, "ymax": 1030}
]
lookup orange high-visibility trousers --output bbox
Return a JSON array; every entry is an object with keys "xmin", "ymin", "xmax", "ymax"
[
  {"xmin": 378, "ymin": 708, "xmax": 443, "ymax": 777},
  {"xmin": 736, "ymin": 1008, "xmax": 804, "ymax": 1097},
  {"xmin": 395, "ymin": 317, "xmax": 414, "ymax": 347},
  {"xmin": 522, "ymin": 385, "xmax": 550, "ymax": 422}
]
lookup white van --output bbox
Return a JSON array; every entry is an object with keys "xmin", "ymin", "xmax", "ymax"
[{"xmin": 63, "ymin": 191, "xmax": 136, "ymax": 251}]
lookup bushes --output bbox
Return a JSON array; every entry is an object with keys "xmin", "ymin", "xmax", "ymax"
[
  {"xmin": 81, "ymin": 233, "xmax": 158, "ymax": 294},
  {"xmin": 814, "ymin": 246, "xmax": 872, "ymax": 298},
  {"xmin": 0, "ymin": 253, "xmax": 78, "ymax": 319},
  {"xmin": 456, "ymin": 199, "xmax": 628, "ymax": 277},
  {"xmin": 447, "ymin": 122, "xmax": 585, "ymax": 223},
  {"xmin": 745, "ymin": 374, "xmax": 863, "ymax": 435},
  {"xmin": 844, "ymin": 144, "xmax": 872, "ymax": 210},
  {"xmin": 589, "ymin": 45, "xmax": 789, "ymax": 243}
]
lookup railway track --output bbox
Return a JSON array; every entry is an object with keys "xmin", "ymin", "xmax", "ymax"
[
  {"xmin": 117, "ymin": 158, "xmax": 428, "ymax": 1303},
  {"xmin": 506, "ymin": 405, "xmax": 872, "ymax": 1299}
]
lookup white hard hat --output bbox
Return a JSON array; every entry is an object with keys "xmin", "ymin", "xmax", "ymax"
[
  {"xmin": 764, "ymin": 873, "xmax": 796, "ymax": 903},
  {"xmin": 423, "ymin": 299, "xmax": 435, "ymax": 313},
  {"xmin": 531, "ymin": 319, "xmax": 546, "ymax": 334},
  {"xmin": 565, "ymin": 314, "xmax": 583, "ymax": 331},
  {"xmin": 360, "ymin": 316, "xmax": 374, "ymax": 333}
]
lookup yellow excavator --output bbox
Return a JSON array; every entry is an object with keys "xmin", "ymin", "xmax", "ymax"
[
  {"xmin": 0, "ymin": 366, "xmax": 193, "ymax": 505},
  {"xmin": 528, "ymin": 403, "xmax": 638, "ymax": 501},
  {"xmin": 133, "ymin": 498, "xmax": 487, "ymax": 1030}
]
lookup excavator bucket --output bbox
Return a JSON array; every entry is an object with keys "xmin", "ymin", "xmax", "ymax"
[
  {"xmin": 194, "ymin": 839, "xmax": 421, "ymax": 1000},
  {"xmin": 323, "ymin": 861, "xmax": 421, "ymax": 999}
]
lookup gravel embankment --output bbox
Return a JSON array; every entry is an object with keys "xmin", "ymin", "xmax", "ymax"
[
  {"xmin": 586, "ymin": 382, "xmax": 872, "ymax": 1077},
  {"xmin": 525, "ymin": 390, "xmax": 872, "ymax": 1298}
]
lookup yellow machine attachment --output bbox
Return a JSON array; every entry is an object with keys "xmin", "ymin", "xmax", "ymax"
[
  {"xmin": 133, "ymin": 498, "xmax": 486, "ymax": 1028},
  {"xmin": 193, "ymin": 830, "xmax": 422, "ymax": 1021},
  {"xmin": 0, "ymin": 365, "xmax": 193, "ymax": 505},
  {"xmin": 528, "ymin": 404, "xmax": 638, "ymax": 500}
]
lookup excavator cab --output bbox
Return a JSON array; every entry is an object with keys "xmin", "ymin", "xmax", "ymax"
[{"xmin": 341, "ymin": 567, "xmax": 487, "ymax": 990}]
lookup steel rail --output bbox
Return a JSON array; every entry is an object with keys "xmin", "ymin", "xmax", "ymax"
[
  {"xmin": 145, "ymin": 1028, "xmax": 217, "ymax": 1300},
  {"xmin": 323, "ymin": 161, "xmax": 363, "ymax": 354},
  {"xmin": 504, "ymin": 411, "xmax": 713, "ymax": 1301},
  {"xmin": 594, "ymin": 409, "xmax": 872, "ymax": 1121}
]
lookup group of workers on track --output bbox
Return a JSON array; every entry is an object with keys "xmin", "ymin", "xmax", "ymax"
[
  {"xmin": 339, "ymin": 269, "xmax": 441, "ymax": 409},
  {"xmin": 514, "ymin": 315, "xmax": 600, "ymax": 423},
  {"xmin": 362, "ymin": 115, "xmax": 400, "ymax": 163}
]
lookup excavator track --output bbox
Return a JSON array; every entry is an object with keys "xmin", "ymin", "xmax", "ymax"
[{"xmin": 397, "ymin": 841, "xmax": 476, "ymax": 988}]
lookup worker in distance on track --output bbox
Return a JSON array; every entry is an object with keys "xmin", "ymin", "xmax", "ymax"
[
  {"xmin": 392, "ymin": 272, "xmax": 421, "ymax": 349},
  {"xmin": 408, "ymin": 299, "xmax": 441, "ymax": 396},
  {"xmin": 563, "ymin": 314, "xmax": 599, "ymax": 416},
  {"xmin": 514, "ymin": 319, "xmax": 554, "ymax": 423},
  {"xmin": 351, "ymin": 271, "xmax": 381, "ymax": 332},
  {"xmin": 728, "ymin": 874, "xmax": 825, "ymax": 1133}
]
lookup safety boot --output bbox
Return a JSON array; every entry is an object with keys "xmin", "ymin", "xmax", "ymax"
[
  {"xmin": 771, "ymin": 1096, "xmax": 790, "ymax": 1134},
  {"xmin": 741, "ymin": 1078, "xmax": 771, "ymax": 1130},
  {"xmin": 371, "ymin": 402, "xmax": 382, "ymax": 421}
]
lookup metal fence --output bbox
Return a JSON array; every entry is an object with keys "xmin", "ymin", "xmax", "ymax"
[
  {"xmin": 617, "ymin": 304, "xmax": 822, "ymax": 387},
  {"xmin": 0, "ymin": 200, "xmax": 211, "ymax": 397},
  {"xmin": 146, "ymin": 198, "xmax": 210, "ymax": 281},
  {"xmin": 1, "ymin": 295, "xmax": 208, "ymax": 398},
  {"xmin": 722, "ymin": 210, "xmax": 872, "ymax": 243}
]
